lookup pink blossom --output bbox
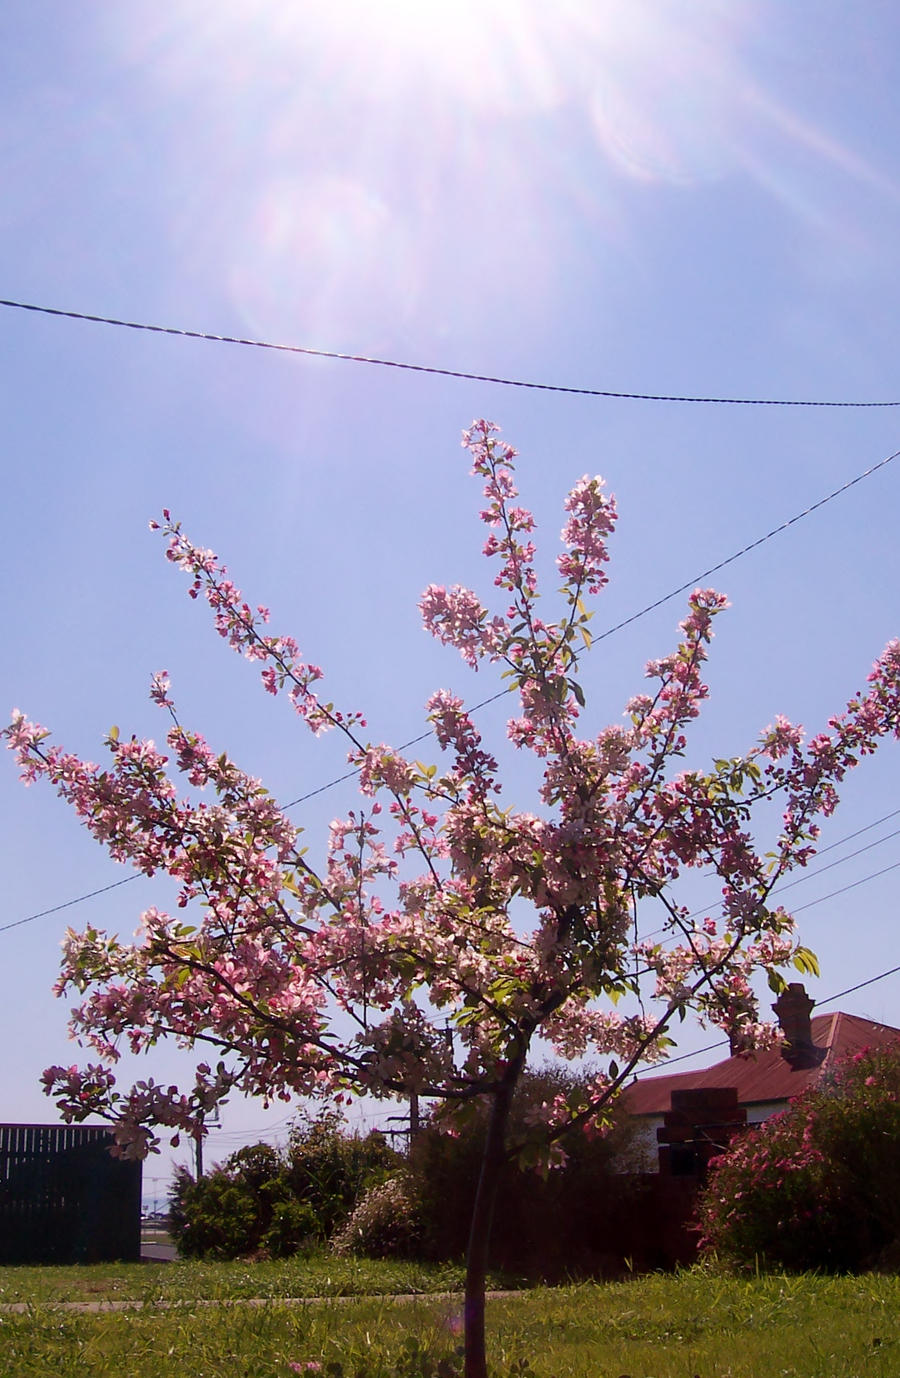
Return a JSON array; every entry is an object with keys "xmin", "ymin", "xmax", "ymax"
[{"xmin": 420, "ymin": 584, "xmax": 506, "ymax": 669}]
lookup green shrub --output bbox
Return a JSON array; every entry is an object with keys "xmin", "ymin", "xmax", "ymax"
[
  {"xmin": 168, "ymin": 1168, "xmax": 260, "ymax": 1259},
  {"xmin": 168, "ymin": 1109, "xmax": 402, "ymax": 1260},
  {"xmin": 285, "ymin": 1109, "xmax": 400, "ymax": 1238},
  {"xmin": 262, "ymin": 1198, "xmax": 319, "ymax": 1258},
  {"xmin": 698, "ymin": 1040, "xmax": 900, "ymax": 1271}
]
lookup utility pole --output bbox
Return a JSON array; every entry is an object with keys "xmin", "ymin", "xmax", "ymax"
[
  {"xmin": 386, "ymin": 1089, "xmax": 421, "ymax": 1151},
  {"xmin": 193, "ymin": 1101, "xmax": 220, "ymax": 1179}
]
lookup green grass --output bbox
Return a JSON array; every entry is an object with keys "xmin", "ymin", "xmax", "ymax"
[
  {"xmin": 1, "ymin": 1264, "xmax": 899, "ymax": 1377},
  {"xmin": 0, "ymin": 1255, "xmax": 501, "ymax": 1306}
]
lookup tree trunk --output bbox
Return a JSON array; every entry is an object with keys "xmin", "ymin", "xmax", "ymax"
[{"xmin": 464, "ymin": 1069, "xmax": 519, "ymax": 1378}]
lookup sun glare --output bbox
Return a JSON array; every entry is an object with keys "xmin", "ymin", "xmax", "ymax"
[{"xmin": 98, "ymin": 0, "xmax": 896, "ymax": 353}]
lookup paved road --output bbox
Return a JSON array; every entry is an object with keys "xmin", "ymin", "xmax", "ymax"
[{"xmin": 141, "ymin": 1239, "xmax": 178, "ymax": 1262}]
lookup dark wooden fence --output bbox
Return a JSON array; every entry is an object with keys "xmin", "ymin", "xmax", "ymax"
[{"xmin": 0, "ymin": 1123, "xmax": 142, "ymax": 1264}]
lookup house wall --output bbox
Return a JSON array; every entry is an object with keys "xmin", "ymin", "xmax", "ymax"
[
  {"xmin": 629, "ymin": 1097, "xmax": 789, "ymax": 1173},
  {"xmin": 627, "ymin": 1117, "xmax": 664, "ymax": 1171},
  {"xmin": 746, "ymin": 1101, "xmax": 787, "ymax": 1124}
]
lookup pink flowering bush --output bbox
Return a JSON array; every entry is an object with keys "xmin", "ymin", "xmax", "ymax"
[
  {"xmin": 698, "ymin": 1041, "xmax": 900, "ymax": 1271},
  {"xmin": 6, "ymin": 420, "xmax": 900, "ymax": 1378}
]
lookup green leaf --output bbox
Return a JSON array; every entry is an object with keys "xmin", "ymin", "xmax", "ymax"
[
  {"xmin": 792, "ymin": 946, "xmax": 820, "ymax": 977},
  {"xmin": 570, "ymin": 679, "xmax": 586, "ymax": 708},
  {"xmin": 108, "ymin": 725, "xmax": 119, "ymax": 743}
]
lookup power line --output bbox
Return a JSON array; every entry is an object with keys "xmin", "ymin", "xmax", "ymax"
[
  {"xmin": 804, "ymin": 807, "xmax": 900, "ymax": 858},
  {"xmin": 6, "ymin": 868, "xmax": 898, "ymax": 1077},
  {"xmin": 669, "ymin": 809, "xmax": 900, "ymax": 928},
  {"xmin": 594, "ymin": 445, "xmax": 900, "ymax": 640},
  {"xmin": 822, "ymin": 963, "xmax": 900, "ymax": 1005},
  {"xmin": 790, "ymin": 858, "xmax": 900, "ymax": 914},
  {"xmin": 5, "ymin": 439, "xmax": 899, "ymax": 935},
  {"xmin": 282, "ymin": 687, "xmax": 506, "ymax": 807},
  {"xmin": 284, "ymin": 439, "xmax": 900, "ymax": 807},
  {"xmin": 7, "ymin": 733, "xmax": 894, "ymax": 941},
  {"xmin": 3, "ymin": 296, "xmax": 900, "ymax": 408},
  {"xmin": 775, "ymin": 826, "xmax": 900, "ymax": 896},
  {"xmin": 634, "ymin": 960, "xmax": 900, "ymax": 1075},
  {"xmin": 5, "ymin": 802, "xmax": 898, "ymax": 951},
  {"xmin": 0, "ymin": 875, "xmax": 139, "ymax": 935},
  {"xmin": 644, "ymin": 840, "xmax": 900, "ymax": 950}
]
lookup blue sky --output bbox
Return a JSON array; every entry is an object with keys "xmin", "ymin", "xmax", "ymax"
[{"xmin": 2, "ymin": 2, "xmax": 899, "ymax": 1190}]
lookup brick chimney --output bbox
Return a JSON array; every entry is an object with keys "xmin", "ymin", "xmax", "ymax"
[{"xmin": 772, "ymin": 982, "xmax": 824, "ymax": 1069}]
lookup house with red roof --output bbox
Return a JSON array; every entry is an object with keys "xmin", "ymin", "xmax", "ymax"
[{"xmin": 621, "ymin": 984, "xmax": 900, "ymax": 1177}]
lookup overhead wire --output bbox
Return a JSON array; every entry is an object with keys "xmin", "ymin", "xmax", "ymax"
[
  {"xmin": 3, "ymin": 303, "xmax": 898, "ymax": 936},
  {"xmin": 823, "ymin": 963, "xmax": 900, "ymax": 1004},
  {"xmin": 640, "ymin": 838, "xmax": 900, "ymax": 956},
  {"xmin": 282, "ymin": 439, "xmax": 900, "ymax": 808},
  {"xmin": 631, "ymin": 961, "xmax": 900, "ymax": 1075},
  {"xmin": 790, "ymin": 857, "xmax": 900, "ymax": 914},
  {"xmin": 5, "ymin": 426, "xmax": 898, "ymax": 932},
  {"xmin": 650, "ymin": 808, "xmax": 900, "ymax": 934},
  {"xmin": 5, "ymin": 801, "xmax": 898, "ymax": 942},
  {"xmin": 0, "ymin": 875, "xmax": 139, "ymax": 935},
  {"xmin": 790, "ymin": 807, "xmax": 900, "ymax": 858},
  {"xmin": 3, "ymin": 296, "xmax": 900, "ymax": 408}
]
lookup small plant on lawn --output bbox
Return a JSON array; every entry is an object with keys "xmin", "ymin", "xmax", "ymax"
[{"xmin": 698, "ymin": 1039, "xmax": 900, "ymax": 1271}]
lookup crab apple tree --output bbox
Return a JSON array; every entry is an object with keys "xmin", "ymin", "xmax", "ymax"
[{"xmin": 6, "ymin": 421, "xmax": 900, "ymax": 1378}]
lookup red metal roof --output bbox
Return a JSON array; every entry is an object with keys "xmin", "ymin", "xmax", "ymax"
[{"xmin": 622, "ymin": 1012, "xmax": 900, "ymax": 1118}]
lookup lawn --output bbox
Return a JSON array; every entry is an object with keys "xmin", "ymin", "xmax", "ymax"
[
  {"xmin": 1, "ymin": 1263, "xmax": 898, "ymax": 1377},
  {"xmin": 0, "ymin": 1255, "xmax": 487, "ymax": 1307}
]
